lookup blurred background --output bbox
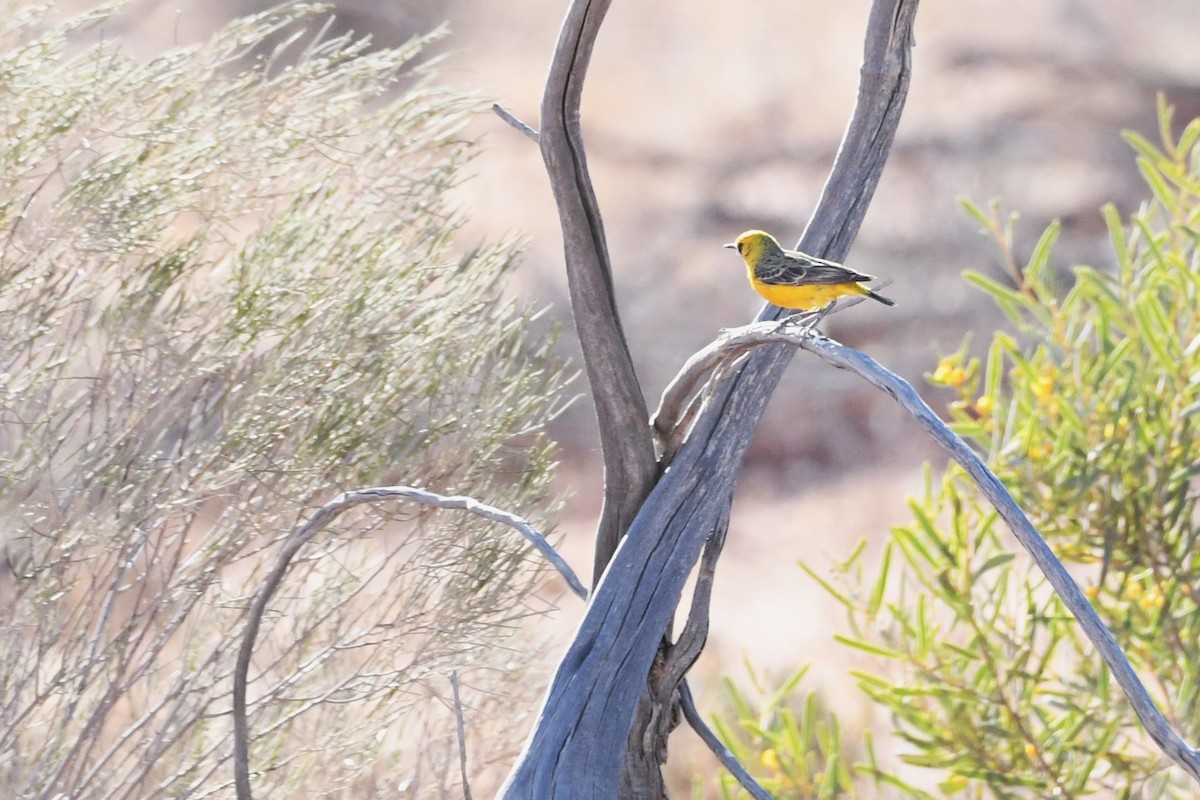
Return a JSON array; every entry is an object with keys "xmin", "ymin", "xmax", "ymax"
[{"xmin": 59, "ymin": 0, "xmax": 1200, "ymax": 786}]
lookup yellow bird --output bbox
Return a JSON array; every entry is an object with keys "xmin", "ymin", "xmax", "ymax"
[{"xmin": 724, "ymin": 230, "xmax": 894, "ymax": 312}]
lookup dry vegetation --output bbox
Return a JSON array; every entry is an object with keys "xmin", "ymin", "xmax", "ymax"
[{"xmin": 1, "ymin": 5, "xmax": 566, "ymax": 798}]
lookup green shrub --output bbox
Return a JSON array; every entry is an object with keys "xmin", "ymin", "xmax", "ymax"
[
  {"xmin": 713, "ymin": 97, "xmax": 1200, "ymax": 798},
  {"xmin": 707, "ymin": 665, "xmax": 861, "ymax": 799}
]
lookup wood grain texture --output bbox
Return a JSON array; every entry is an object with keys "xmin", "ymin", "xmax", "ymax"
[{"xmin": 499, "ymin": 2, "xmax": 921, "ymax": 797}]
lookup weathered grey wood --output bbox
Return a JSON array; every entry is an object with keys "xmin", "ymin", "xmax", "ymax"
[
  {"xmin": 537, "ymin": 0, "xmax": 659, "ymax": 588},
  {"xmin": 678, "ymin": 319, "xmax": 1200, "ymax": 786},
  {"xmin": 498, "ymin": 2, "xmax": 920, "ymax": 797},
  {"xmin": 233, "ymin": 486, "xmax": 587, "ymax": 800},
  {"xmin": 795, "ymin": 333, "xmax": 1200, "ymax": 785}
]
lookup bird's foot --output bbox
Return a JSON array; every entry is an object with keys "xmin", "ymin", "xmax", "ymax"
[
  {"xmin": 778, "ymin": 308, "xmax": 826, "ymax": 334},
  {"xmin": 785, "ymin": 300, "xmax": 839, "ymax": 333}
]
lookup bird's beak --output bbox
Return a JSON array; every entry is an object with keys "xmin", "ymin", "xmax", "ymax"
[{"xmin": 722, "ymin": 242, "xmax": 736, "ymax": 250}]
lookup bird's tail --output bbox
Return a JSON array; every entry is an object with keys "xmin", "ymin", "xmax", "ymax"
[{"xmin": 864, "ymin": 287, "xmax": 895, "ymax": 307}]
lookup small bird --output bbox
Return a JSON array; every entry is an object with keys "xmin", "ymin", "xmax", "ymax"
[{"xmin": 723, "ymin": 230, "xmax": 894, "ymax": 315}]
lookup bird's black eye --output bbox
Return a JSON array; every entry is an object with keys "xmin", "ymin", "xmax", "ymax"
[{"xmin": 737, "ymin": 242, "xmax": 744, "ymax": 254}]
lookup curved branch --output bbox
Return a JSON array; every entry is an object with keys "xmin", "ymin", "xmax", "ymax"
[
  {"xmin": 675, "ymin": 320, "xmax": 1200, "ymax": 785},
  {"xmin": 233, "ymin": 486, "xmax": 583, "ymax": 800},
  {"xmin": 679, "ymin": 682, "xmax": 774, "ymax": 800},
  {"xmin": 499, "ymin": 2, "xmax": 920, "ymax": 797},
  {"xmin": 662, "ymin": 513, "xmax": 727, "ymax": 693},
  {"xmin": 538, "ymin": 0, "xmax": 658, "ymax": 584},
  {"xmin": 652, "ymin": 327, "xmax": 756, "ymax": 452},
  {"xmin": 668, "ymin": 531, "xmax": 779, "ymax": 800},
  {"xmin": 796, "ymin": 334, "xmax": 1200, "ymax": 785}
]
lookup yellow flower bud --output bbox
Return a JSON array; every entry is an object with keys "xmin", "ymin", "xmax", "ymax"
[
  {"xmin": 1032, "ymin": 376, "xmax": 1054, "ymax": 403},
  {"xmin": 941, "ymin": 775, "xmax": 969, "ymax": 793}
]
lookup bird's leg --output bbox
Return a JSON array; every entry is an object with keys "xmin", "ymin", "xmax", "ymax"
[
  {"xmin": 809, "ymin": 299, "xmax": 837, "ymax": 328},
  {"xmin": 780, "ymin": 301, "xmax": 836, "ymax": 334},
  {"xmin": 778, "ymin": 310, "xmax": 820, "ymax": 332}
]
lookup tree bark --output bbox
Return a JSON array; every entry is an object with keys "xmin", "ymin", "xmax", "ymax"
[
  {"xmin": 499, "ymin": 1, "xmax": 920, "ymax": 797},
  {"xmin": 537, "ymin": 0, "xmax": 659, "ymax": 590}
]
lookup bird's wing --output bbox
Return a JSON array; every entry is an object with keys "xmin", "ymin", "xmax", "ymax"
[{"xmin": 756, "ymin": 250, "xmax": 874, "ymax": 286}]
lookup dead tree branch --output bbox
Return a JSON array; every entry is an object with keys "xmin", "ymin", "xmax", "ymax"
[
  {"xmin": 673, "ymin": 320, "xmax": 1200, "ymax": 786},
  {"xmin": 492, "ymin": 103, "xmax": 540, "ymax": 142},
  {"xmin": 233, "ymin": 486, "xmax": 583, "ymax": 800},
  {"xmin": 537, "ymin": 0, "xmax": 658, "ymax": 585},
  {"xmin": 450, "ymin": 671, "xmax": 474, "ymax": 800},
  {"xmin": 499, "ymin": 2, "xmax": 920, "ymax": 797},
  {"xmin": 679, "ymin": 683, "xmax": 774, "ymax": 800},
  {"xmin": 795, "ymin": 332, "xmax": 1200, "ymax": 785}
]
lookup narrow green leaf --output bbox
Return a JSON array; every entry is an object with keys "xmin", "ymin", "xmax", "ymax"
[
  {"xmin": 1178, "ymin": 118, "xmax": 1200, "ymax": 161},
  {"xmin": 842, "ymin": 536, "xmax": 869, "ymax": 569},
  {"xmin": 1158, "ymin": 92, "xmax": 1177, "ymax": 154},
  {"xmin": 958, "ymin": 197, "xmax": 993, "ymax": 230},
  {"xmin": 915, "ymin": 593, "xmax": 931, "ymax": 657},
  {"xmin": 1136, "ymin": 158, "xmax": 1179, "ymax": 214},
  {"xmin": 1134, "ymin": 294, "xmax": 1177, "ymax": 370},
  {"xmin": 1087, "ymin": 338, "xmax": 1135, "ymax": 386},
  {"xmin": 1122, "ymin": 130, "xmax": 1162, "ymax": 164},
  {"xmin": 1134, "ymin": 213, "xmax": 1169, "ymax": 269},
  {"xmin": 798, "ymin": 560, "xmax": 853, "ymax": 608},
  {"xmin": 868, "ymin": 541, "xmax": 893, "ymax": 617},
  {"xmin": 721, "ymin": 676, "xmax": 754, "ymax": 723},
  {"xmin": 767, "ymin": 665, "xmax": 811, "ymax": 709},
  {"xmin": 984, "ymin": 336, "xmax": 1006, "ymax": 402},
  {"xmin": 1024, "ymin": 219, "xmax": 1061, "ymax": 291},
  {"xmin": 973, "ymin": 552, "xmax": 1015, "ymax": 580},
  {"xmin": 799, "ymin": 696, "xmax": 816, "ymax": 781},
  {"xmin": 781, "ymin": 707, "xmax": 803, "ymax": 773},
  {"xmin": 833, "ymin": 634, "xmax": 904, "ymax": 660},
  {"xmin": 964, "ymin": 270, "xmax": 1043, "ymax": 327},
  {"xmin": 849, "ymin": 669, "xmax": 893, "ymax": 688}
]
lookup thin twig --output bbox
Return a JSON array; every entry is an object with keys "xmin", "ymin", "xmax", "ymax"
[
  {"xmin": 679, "ymin": 682, "xmax": 774, "ymax": 800},
  {"xmin": 492, "ymin": 103, "xmax": 540, "ymax": 142},
  {"xmin": 662, "ymin": 508, "xmax": 728, "ymax": 692},
  {"xmin": 234, "ymin": 486, "xmax": 585, "ymax": 800},
  {"xmin": 659, "ymin": 507, "xmax": 779, "ymax": 798},
  {"xmin": 682, "ymin": 320, "xmax": 1200, "ymax": 785},
  {"xmin": 450, "ymin": 671, "xmax": 474, "ymax": 800}
]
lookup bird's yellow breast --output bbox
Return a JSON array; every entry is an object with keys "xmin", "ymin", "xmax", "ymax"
[{"xmin": 748, "ymin": 271, "xmax": 869, "ymax": 310}]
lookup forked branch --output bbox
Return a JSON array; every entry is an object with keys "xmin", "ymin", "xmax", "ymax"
[{"xmin": 499, "ymin": 1, "xmax": 920, "ymax": 797}]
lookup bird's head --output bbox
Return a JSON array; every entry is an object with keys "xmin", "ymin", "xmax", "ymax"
[{"xmin": 723, "ymin": 230, "xmax": 782, "ymax": 263}]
